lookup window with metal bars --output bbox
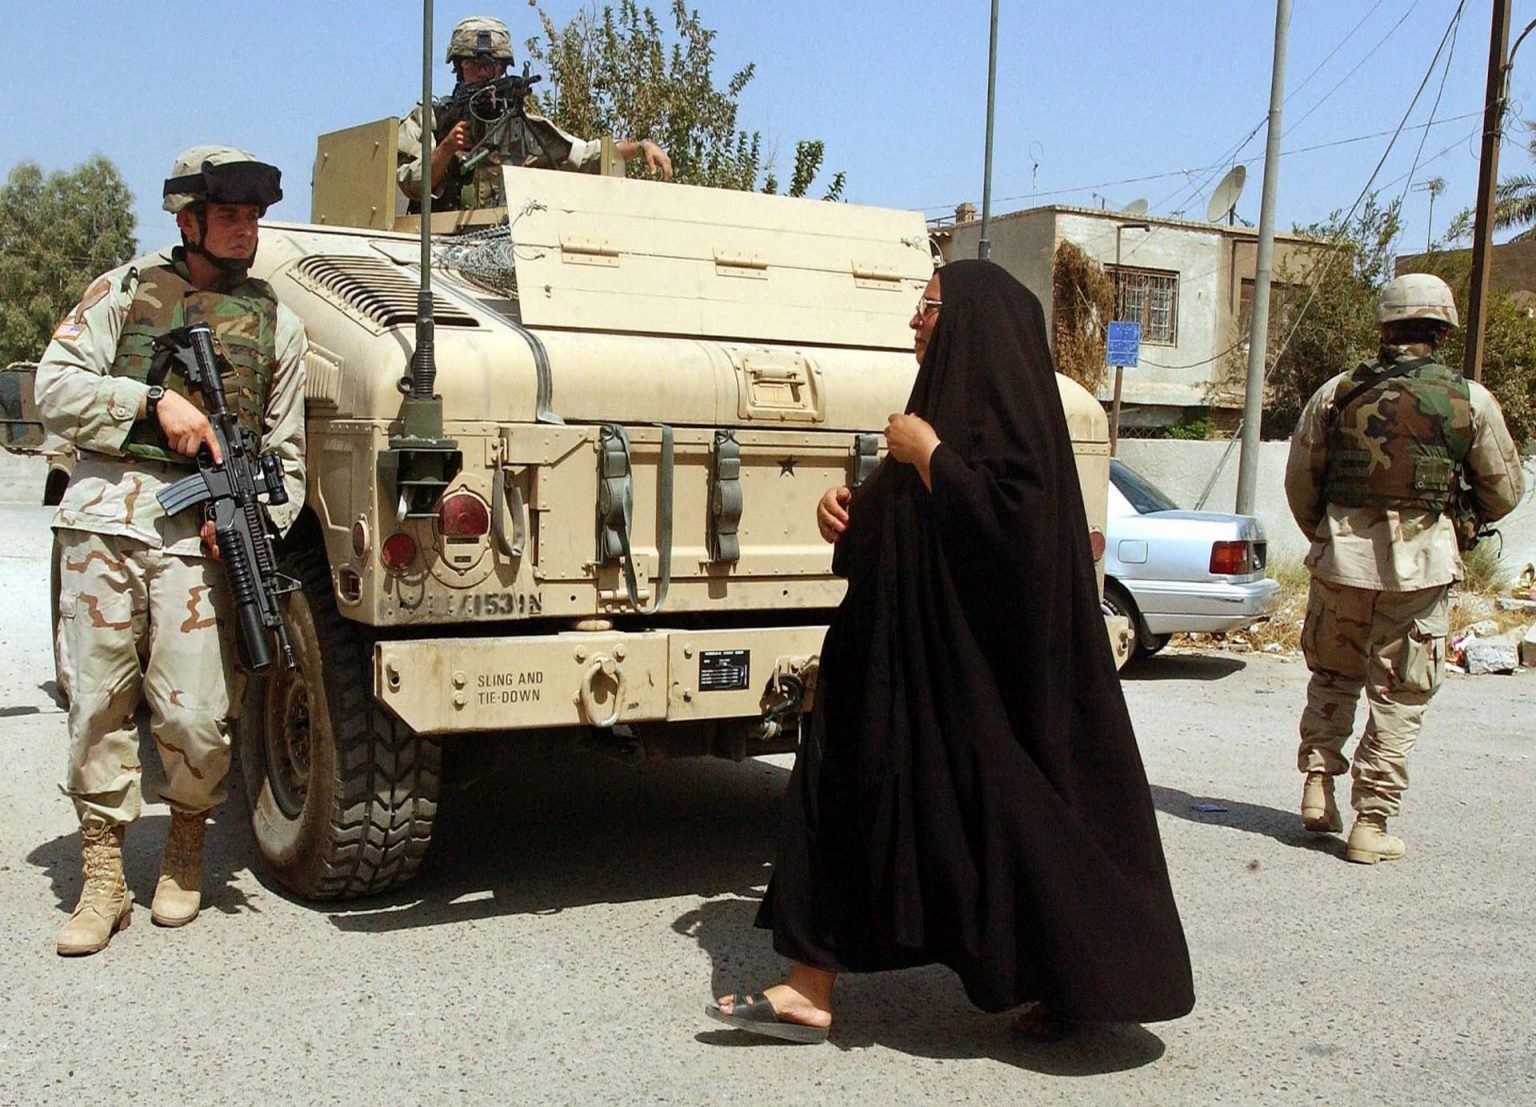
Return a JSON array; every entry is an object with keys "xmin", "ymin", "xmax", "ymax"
[{"xmin": 1108, "ymin": 266, "xmax": 1179, "ymax": 345}]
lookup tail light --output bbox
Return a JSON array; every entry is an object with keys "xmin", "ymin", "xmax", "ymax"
[
  {"xmin": 1088, "ymin": 528, "xmax": 1106, "ymax": 561},
  {"xmin": 381, "ymin": 532, "xmax": 418, "ymax": 571},
  {"xmin": 438, "ymin": 492, "xmax": 490, "ymax": 537},
  {"xmin": 1209, "ymin": 540, "xmax": 1255, "ymax": 575}
]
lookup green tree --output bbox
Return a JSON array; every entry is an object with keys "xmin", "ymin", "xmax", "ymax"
[
  {"xmin": 0, "ymin": 156, "xmax": 136, "ymax": 365},
  {"xmin": 525, "ymin": 1, "xmax": 845, "ymax": 198}
]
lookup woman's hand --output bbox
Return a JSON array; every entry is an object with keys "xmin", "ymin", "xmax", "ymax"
[
  {"xmin": 884, "ymin": 413, "xmax": 940, "ymax": 489},
  {"xmin": 816, "ymin": 485, "xmax": 852, "ymax": 543}
]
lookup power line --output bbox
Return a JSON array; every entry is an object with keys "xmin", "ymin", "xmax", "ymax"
[
  {"xmin": 920, "ymin": 112, "xmax": 1481, "ymax": 214},
  {"xmin": 1395, "ymin": 0, "xmax": 1466, "ymax": 218}
]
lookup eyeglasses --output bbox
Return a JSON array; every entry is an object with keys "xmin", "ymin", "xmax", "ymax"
[{"xmin": 915, "ymin": 297, "xmax": 942, "ymax": 317}]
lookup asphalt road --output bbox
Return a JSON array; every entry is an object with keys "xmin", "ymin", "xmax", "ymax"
[{"xmin": 0, "ymin": 502, "xmax": 1531, "ymax": 1106}]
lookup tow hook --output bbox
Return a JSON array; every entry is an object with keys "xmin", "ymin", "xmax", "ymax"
[{"xmin": 577, "ymin": 654, "xmax": 626, "ymax": 728}]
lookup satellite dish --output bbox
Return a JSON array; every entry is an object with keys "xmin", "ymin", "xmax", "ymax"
[
  {"xmin": 1124, "ymin": 198, "xmax": 1149, "ymax": 217},
  {"xmin": 1207, "ymin": 165, "xmax": 1247, "ymax": 225}
]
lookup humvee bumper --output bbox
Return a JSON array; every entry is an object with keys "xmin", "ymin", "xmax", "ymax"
[{"xmin": 374, "ymin": 625, "xmax": 826, "ymax": 734}]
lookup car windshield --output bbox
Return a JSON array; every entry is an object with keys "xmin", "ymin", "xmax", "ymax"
[{"xmin": 1111, "ymin": 459, "xmax": 1180, "ymax": 514}]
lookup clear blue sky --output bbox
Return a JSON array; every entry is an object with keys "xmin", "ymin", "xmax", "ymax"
[{"xmin": 0, "ymin": 1, "xmax": 1521, "ymax": 256}]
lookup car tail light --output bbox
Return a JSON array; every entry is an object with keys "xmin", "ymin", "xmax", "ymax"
[
  {"xmin": 381, "ymin": 532, "xmax": 418, "ymax": 571},
  {"xmin": 1088, "ymin": 527, "xmax": 1106, "ymax": 561},
  {"xmin": 1209, "ymin": 540, "xmax": 1255, "ymax": 575},
  {"xmin": 438, "ymin": 492, "xmax": 490, "ymax": 537}
]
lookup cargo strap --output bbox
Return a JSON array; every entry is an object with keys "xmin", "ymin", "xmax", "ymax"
[
  {"xmin": 597, "ymin": 423, "xmax": 673, "ymax": 613},
  {"xmin": 709, "ymin": 430, "xmax": 742, "ymax": 563},
  {"xmin": 851, "ymin": 432, "xmax": 881, "ymax": 487}
]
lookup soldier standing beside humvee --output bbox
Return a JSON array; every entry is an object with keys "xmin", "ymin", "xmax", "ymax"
[
  {"xmin": 1284, "ymin": 273, "xmax": 1523, "ymax": 865},
  {"xmin": 398, "ymin": 15, "xmax": 673, "ymax": 212},
  {"xmin": 35, "ymin": 146, "xmax": 307, "ymax": 955}
]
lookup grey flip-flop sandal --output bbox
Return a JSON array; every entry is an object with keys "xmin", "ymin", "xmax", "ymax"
[{"xmin": 705, "ymin": 994, "xmax": 830, "ymax": 1044}]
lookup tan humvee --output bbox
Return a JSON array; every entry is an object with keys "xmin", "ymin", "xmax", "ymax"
[{"xmin": 2, "ymin": 124, "xmax": 1130, "ymax": 900}]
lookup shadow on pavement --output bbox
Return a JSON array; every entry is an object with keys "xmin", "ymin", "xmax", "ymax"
[
  {"xmin": 679, "ymin": 883, "xmax": 1166, "ymax": 1072},
  {"xmin": 1151, "ymin": 783, "xmax": 1346, "ymax": 857},
  {"xmin": 318, "ymin": 749, "xmax": 790, "ymax": 932},
  {"xmin": 1119, "ymin": 653, "xmax": 1249, "ymax": 682}
]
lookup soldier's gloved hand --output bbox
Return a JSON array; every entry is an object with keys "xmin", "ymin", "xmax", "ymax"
[{"xmin": 154, "ymin": 391, "xmax": 223, "ymax": 464}]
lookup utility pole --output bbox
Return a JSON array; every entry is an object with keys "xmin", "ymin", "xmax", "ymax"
[
  {"xmin": 1235, "ymin": 0, "xmax": 1289, "ymax": 516},
  {"xmin": 1467, "ymin": 0, "xmax": 1513, "ymax": 385},
  {"xmin": 979, "ymin": 0, "xmax": 999, "ymax": 260}
]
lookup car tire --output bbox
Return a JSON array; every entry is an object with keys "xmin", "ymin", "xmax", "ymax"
[
  {"xmin": 1102, "ymin": 579, "xmax": 1157, "ymax": 662},
  {"xmin": 238, "ymin": 538, "xmax": 440, "ymax": 900}
]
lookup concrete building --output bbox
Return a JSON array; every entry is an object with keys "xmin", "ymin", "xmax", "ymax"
[{"xmin": 937, "ymin": 205, "xmax": 1323, "ymax": 428}]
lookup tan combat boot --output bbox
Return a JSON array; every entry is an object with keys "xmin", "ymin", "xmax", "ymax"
[
  {"xmin": 151, "ymin": 810, "xmax": 206, "ymax": 927},
  {"xmin": 56, "ymin": 825, "xmax": 132, "ymax": 956},
  {"xmin": 1301, "ymin": 772, "xmax": 1342, "ymax": 833},
  {"xmin": 1345, "ymin": 813, "xmax": 1405, "ymax": 864}
]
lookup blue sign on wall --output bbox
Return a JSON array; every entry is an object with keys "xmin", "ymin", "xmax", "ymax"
[{"xmin": 1106, "ymin": 320, "xmax": 1141, "ymax": 367}]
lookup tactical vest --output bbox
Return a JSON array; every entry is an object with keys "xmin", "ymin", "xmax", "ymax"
[
  {"xmin": 1323, "ymin": 356, "xmax": 1473, "ymax": 513},
  {"xmin": 111, "ymin": 260, "xmax": 278, "ymax": 466}
]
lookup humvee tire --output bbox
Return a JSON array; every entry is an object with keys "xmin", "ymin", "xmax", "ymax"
[{"xmin": 239, "ymin": 537, "xmax": 440, "ymax": 899}]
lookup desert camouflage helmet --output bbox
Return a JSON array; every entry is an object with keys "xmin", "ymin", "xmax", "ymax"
[
  {"xmin": 1376, "ymin": 272, "xmax": 1459, "ymax": 328},
  {"xmin": 162, "ymin": 146, "xmax": 283, "ymax": 213},
  {"xmin": 446, "ymin": 16, "xmax": 514, "ymax": 64}
]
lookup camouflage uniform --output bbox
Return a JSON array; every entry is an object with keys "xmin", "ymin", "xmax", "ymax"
[
  {"xmin": 35, "ymin": 247, "xmax": 307, "ymax": 831},
  {"xmin": 1284, "ymin": 342, "xmax": 1523, "ymax": 820},
  {"xmin": 397, "ymin": 98, "xmax": 602, "ymax": 211}
]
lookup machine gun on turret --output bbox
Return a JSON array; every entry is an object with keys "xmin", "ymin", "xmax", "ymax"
[{"xmin": 436, "ymin": 63, "xmax": 561, "ymax": 173}]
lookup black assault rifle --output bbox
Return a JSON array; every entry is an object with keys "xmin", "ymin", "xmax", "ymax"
[
  {"xmin": 436, "ymin": 65, "xmax": 559, "ymax": 173},
  {"xmin": 153, "ymin": 323, "xmax": 297, "ymax": 672}
]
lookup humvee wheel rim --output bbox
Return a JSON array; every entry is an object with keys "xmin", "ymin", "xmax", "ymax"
[{"xmin": 264, "ymin": 664, "xmax": 313, "ymax": 819}]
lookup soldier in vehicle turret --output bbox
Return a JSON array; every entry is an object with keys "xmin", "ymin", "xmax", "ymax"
[
  {"xmin": 397, "ymin": 15, "xmax": 673, "ymax": 212},
  {"xmin": 36, "ymin": 146, "xmax": 308, "ymax": 955},
  {"xmin": 1284, "ymin": 273, "xmax": 1523, "ymax": 864}
]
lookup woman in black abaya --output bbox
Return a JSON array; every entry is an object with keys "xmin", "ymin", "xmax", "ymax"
[{"xmin": 707, "ymin": 260, "xmax": 1194, "ymax": 1044}]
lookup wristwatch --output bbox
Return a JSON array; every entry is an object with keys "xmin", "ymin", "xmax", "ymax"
[{"xmin": 145, "ymin": 385, "xmax": 165, "ymax": 418}]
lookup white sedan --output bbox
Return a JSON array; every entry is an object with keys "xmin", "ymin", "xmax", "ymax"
[{"xmin": 1102, "ymin": 458, "xmax": 1281, "ymax": 660}]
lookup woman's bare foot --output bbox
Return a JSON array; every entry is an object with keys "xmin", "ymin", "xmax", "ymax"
[
  {"xmin": 715, "ymin": 962, "xmax": 835, "ymax": 1028},
  {"xmin": 714, "ymin": 984, "xmax": 831, "ymax": 1028}
]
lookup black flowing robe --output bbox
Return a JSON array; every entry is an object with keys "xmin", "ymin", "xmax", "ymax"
[{"xmin": 757, "ymin": 260, "xmax": 1195, "ymax": 1022}]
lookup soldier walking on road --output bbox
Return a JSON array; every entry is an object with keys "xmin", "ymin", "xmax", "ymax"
[
  {"xmin": 1284, "ymin": 273, "xmax": 1522, "ymax": 864},
  {"xmin": 35, "ymin": 146, "xmax": 307, "ymax": 954}
]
